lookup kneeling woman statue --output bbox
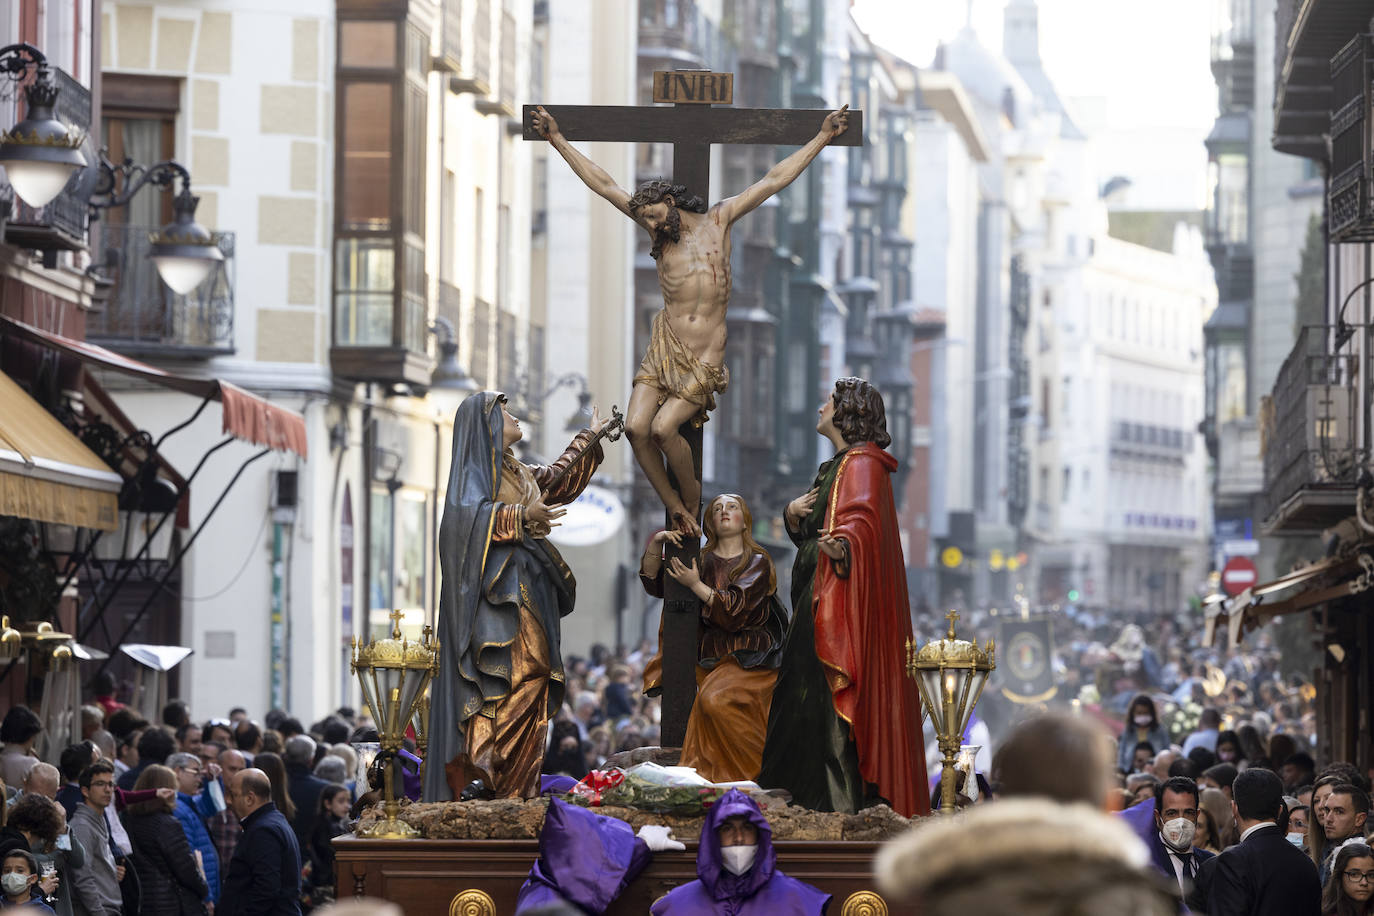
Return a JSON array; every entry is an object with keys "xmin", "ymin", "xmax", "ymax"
[
  {"xmin": 640, "ymin": 494, "xmax": 788, "ymax": 783},
  {"xmin": 425, "ymin": 391, "xmax": 611, "ymax": 801}
]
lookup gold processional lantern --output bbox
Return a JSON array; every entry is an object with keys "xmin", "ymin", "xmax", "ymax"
[
  {"xmin": 351, "ymin": 610, "xmax": 439, "ymax": 838},
  {"xmin": 906, "ymin": 610, "xmax": 995, "ymax": 816},
  {"xmin": 410, "ymin": 688, "xmax": 430, "ymax": 781}
]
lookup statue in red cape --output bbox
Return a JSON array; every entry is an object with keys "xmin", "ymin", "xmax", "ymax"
[{"xmin": 756, "ymin": 377, "xmax": 929, "ymax": 819}]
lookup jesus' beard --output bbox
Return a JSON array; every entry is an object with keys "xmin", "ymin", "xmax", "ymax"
[{"xmin": 649, "ymin": 205, "xmax": 682, "ymax": 260}]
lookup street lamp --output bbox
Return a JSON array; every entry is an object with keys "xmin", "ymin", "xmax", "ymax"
[
  {"xmin": 89, "ymin": 158, "xmax": 223, "ymax": 294},
  {"xmin": 0, "ymin": 44, "xmax": 87, "ymax": 208},
  {"xmin": 351, "ymin": 610, "xmax": 439, "ymax": 838},
  {"xmin": 907, "ymin": 610, "xmax": 995, "ymax": 815}
]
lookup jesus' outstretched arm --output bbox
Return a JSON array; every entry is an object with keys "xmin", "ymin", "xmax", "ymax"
[
  {"xmin": 532, "ymin": 105, "xmax": 643, "ymax": 223},
  {"xmin": 715, "ymin": 105, "xmax": 849, "ymax": 225}
]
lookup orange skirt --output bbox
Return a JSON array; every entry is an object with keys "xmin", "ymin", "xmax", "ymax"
[{"xmin": 680, "ymin": 657, "xmax": 778, "ymax": 784}]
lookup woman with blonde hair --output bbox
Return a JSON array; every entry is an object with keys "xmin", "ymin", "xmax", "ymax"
[
  {"xmin": 122, "ymin": 765, "xmax": 208, "ymax": 915},
  {"xmin": 1199, "ymin": 786, "xmax": 1238, "ymax": 852},
  {"xmin": 640, "ymin": 493, "xmax": 788, "ymax": 782}
]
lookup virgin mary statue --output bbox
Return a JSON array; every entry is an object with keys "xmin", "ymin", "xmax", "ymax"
[{"xmin": 424, "ymin": 391, "xmax": 609, "ymax": 800}]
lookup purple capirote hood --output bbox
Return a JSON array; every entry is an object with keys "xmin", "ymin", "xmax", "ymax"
[
  {"xmin": 697, "ymin": 788, "xmax": 776, "ymax": 900},
  {"xmin": 522, "ymin": 797, "xmax": 645, "ymax": 913}
]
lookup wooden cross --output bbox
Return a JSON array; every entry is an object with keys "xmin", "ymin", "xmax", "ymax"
[{"xmin": 522, "ymin": 71, "xmax": 863, "ymax": 748}]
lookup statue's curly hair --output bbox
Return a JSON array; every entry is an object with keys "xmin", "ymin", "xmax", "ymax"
[
  {"xmin": 627, "ymin": 180, "xmax": 706, "ymax": 214},
  {"xmin": 831, "ymin": 377, "xmax": 891, "ymax": 449}
]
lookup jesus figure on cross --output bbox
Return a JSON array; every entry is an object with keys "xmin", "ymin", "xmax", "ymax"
[{"xmin": 532, "ymin": 104, "xmax": 850, "ymax": 534}]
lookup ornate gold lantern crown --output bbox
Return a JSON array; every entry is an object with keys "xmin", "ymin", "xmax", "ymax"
[{"xmin": 908, "ymin": 614, "xmax": 996, "ymax": 670}]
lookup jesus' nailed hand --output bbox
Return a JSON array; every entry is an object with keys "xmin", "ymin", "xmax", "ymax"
[{"xmin": 533, "ymin": 103, "xmax": 849, "ymax": 535}]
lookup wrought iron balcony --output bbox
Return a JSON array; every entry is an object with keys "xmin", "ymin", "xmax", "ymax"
[
  {"xmin": 87, "ymin": 224, "xmax": 235, "ymax": 357},
  {"xmin": 1262, "ymin": 326, "xmax": 1366, "ymax": 533}
]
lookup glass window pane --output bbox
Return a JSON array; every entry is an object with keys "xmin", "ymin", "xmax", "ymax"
[
  {"xmin": 341, "ymin": 82, "xmax": 393, "ymax": 230},
  {"xmin": 396, "ymin": 491, "xmax": 427, "ymax": 612},
  {"xmin": 340, "ymin": 21, "xmax": 397, "ymax": 68},
  {"xmin": 369, "ymin": 487, "xmax": 394, "ymax": 640},
  {"xmin": 335, "ymin": 238, "xmax": 395, "ymax": 346}
]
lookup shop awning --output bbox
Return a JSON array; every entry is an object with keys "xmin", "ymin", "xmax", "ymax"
[
  {"xmin": 0, "ymin": 370, "xmax": 121, "ymax": 530},
  {"xmin": 0, "ymin": 316, "xmax": 308, "ymax": 458},
  {"xmin": 1203, "ymin": 551, "xmax": 1371, "ymax": 648}
]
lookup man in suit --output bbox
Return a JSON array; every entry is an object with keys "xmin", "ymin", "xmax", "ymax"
[
  {"xmin": 1189, "ymin": 768, "xmax": 1320, "ymax": 916},
  {"xmin": 220, "ymin": 768, "xmax": 302, "ymax": 916},
  {"xmin": 1149, "ymin": 776, "xmax": 1215, "ymax": 904}
]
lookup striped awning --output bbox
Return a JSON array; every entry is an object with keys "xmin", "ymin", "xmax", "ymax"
[{"xmin": 0, "ymin": 370, "xmax": 121, "ymax": 530}]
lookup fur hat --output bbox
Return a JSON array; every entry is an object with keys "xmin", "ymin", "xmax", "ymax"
[{"xmin": 876, "ymin": 798, "xmax": 1177, "ymax": 916}]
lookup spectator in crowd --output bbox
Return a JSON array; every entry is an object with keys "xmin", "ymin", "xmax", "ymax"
[
  {"xmin": 207, "ymin": 750, "xmax": 246, "ymax": 873},
  {"xmin": 121, "ymin": 765, "xmax": 208, "ymax": 916},
  {"xmin": 283, "ymin": 737, "xmax": 328, "ymax": 852},
  {"xmin": 10, "ymin": 765, "xmax": 60, "ymax": 807},
  {"xmin": 116, "ymin": 727, "xmax": 176, "ymax": 791},
  {"xmin": 221, "ymin": 768, "xmax": 302, "ymax": 916},
  {"xmin": 78, "ymin": 709, "xmax": 102, "ymax": 744},
  {"xmin": 67, "ymin": 761, "xmax": 124, "ymax": 916},
  {"xmin": 1286, "ymin": 753, "xmax": 1319, "ymax": 792},
  {"xmin": 1183, "ymin": 709, "xmax": 1222, "ymax": 757},
  {"xmin": 306, "ymin": 785, "xmax": 351, "ymax": 905},
  {"xmin": 1, "ymin": 795, "xmax": 64, "ymax": 863},
  {"xmin": 1215, "ymin": 730, "xmax": 1243, "ymax": 766},
  {"xmin": 166, "ymin": 753, "xmax": 219, "ymax": 909},
  {"xmin": 1321, "ymin": 841, "xmax": 1374, "ymax": 916},
  {"xmin": 161, "ymin": 702, "xmax": 191, "ymax": 733},
  {"xmin": 2, "ymin": 848, "xmax": 57, "ymax": 914},
  {"xmin": 1319, "ymin": 785, "xmax": 1371, "ymax": 886},
  {"xmin": 201, "ymin": 721, "xmax": 233, "ymax": 750},
  {"xmin": 1199, "ymin": 786, "xmax": 1239, "ymax": 852},
  {"xmin": 1237, "ymin": 725, "xmax": 1270, "ymax": 768},
  {"xmin": 56, "ymin": 745, "xmax": 98, "ymax": 820},
  {"xmin": 227, "ymin": 710, "xmax": 247, "ymax": 725},
  {"xmin": 0, "ymin": 708, "xmax": 43, "ymax": 790},
  {"xmin": 602, "ymin": 666, "xmax": 636, "ymax": 722},
  {"xmin": 87, "ymin": 674, "xmax": 123, "ymax": 720},
  {"xmin": 312, "ymin": 757, "xmax": 346, "ymax": 789},
  {"xmin": 1152, "ymin": 750, "xmax": 1180, "ymax": 782},
  {"xmin": 1290, "ymin": 805, "xmax": 1312, "ymax": 847},
  {"xmin": 1189, "ymin": 768, "xmax": 1320, "ymax": 915},
  {"xmin": 103, "ymin": 711, "xmax": 145, "ymax": 744},
  {"xmin": 1118, "ymin": 695, "xmax": 1171, "ymax": 775},
  {"xmin": 252, "ymin": 754, "xmax": 297, "ymax": 829},
  {"xmin": 28, "ymin": 799, "xmax": 83, "ymax": 916},
  {"xmin": 1189, "ymin": 746, "xmax": 1218, "ymax": 773},
  {"xmin": 1147, "ymin": 776, "xmax": 1214, "ymax": 899},
  {"xmin": 1127, "ymin": 773, "xmax": 1162, "ymax": 806},
  {"xmin": 1201, "ymin": 763, "xmax": 1239, "ymax": 800},
  {"xmin": 233, "ymin": 721, "xmax": 262, "ymax": 757},
  {"xmin": 993, "ymin": 712, "xmax": 1112, "ymax": 807},
  {"xmin": 173, "ymin": 725, "xmax": 201, "ymax": 760}
]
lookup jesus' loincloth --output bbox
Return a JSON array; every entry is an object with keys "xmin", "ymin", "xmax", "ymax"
[{"xmin": 633, "ymin": 310, "xmax": 729, "ymax": 426}]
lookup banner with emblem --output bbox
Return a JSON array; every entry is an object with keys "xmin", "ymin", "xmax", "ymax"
[{"xmin": 999, "ymin": 616, "xmax": 1057, "ymax": 703}]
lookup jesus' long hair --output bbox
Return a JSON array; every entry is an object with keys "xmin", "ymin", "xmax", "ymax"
[
  {"xmin": 701, "ymin": 493, "xmax": 777, "ymax": 592},
  {"xmin": 628, "ymin": 179, "xmax": 707, "ymax": 261}
]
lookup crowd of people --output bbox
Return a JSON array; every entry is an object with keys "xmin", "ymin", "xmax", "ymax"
[{"xmin": 0, "ymin": 674, "xmax": 381, "ymax": 915}]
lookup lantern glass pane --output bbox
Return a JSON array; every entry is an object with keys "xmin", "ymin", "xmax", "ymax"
[
  {"xmin": 920, "ymin": 669, "xmax": 947, "ymax": 733},
  {"xmin": 397, "ymin": 667, "xmax": 425, "ymax": 730}
]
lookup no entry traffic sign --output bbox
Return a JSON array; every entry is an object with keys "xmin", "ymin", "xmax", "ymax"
[{"xmin": 1221, "ymin": 556, "xmax": 1258, "ymax": 596}]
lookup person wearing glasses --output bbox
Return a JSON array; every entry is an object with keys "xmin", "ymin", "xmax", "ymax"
[
  {"xmin": 1188, "ymin": 768, "xmax": 1320, "ymax": 916},
  {"xmin": 1322, "ymin": 841, "xmax": 1374, "ymax": 916},
  {"xmin": 66, "ymin": 762, "xmax": 123, "ymax": 916},
  {"xmin": 167, "ymin": 754, "xmax": 220, "ymax": 911},
  {"xmin": 1321, "ymin": 785, "xmax": 1372, "ymax": 887}
]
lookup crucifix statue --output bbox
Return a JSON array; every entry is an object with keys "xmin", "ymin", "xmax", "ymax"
[{"xmin": 523, "ymin": 72, "xmax": 862, "ymax": 747}]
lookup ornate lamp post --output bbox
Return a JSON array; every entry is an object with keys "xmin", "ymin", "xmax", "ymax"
[
  {"xmin": 906, "ymin": 610, "xmax": 995, "ymax": 815},
  {"xmin": 0, "ymin": 44, "xmax": 86, "ymax": 208},
  {"xmin": 351, "ymin": 609, "xmax": 439, "ymax": 838}
]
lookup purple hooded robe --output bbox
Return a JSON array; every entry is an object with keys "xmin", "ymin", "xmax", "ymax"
[
  {"xmin": 514, "ymin": 798, "xmax": 652, "ymax": 914},
  {"xmin": 650, "ymin": 789, "xmax": 830, "ymax": 915}
]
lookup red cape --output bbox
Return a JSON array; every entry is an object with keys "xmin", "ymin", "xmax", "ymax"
[{"xmin": 814, "ymin": 443, "xmax": 928, "ymax": 818}]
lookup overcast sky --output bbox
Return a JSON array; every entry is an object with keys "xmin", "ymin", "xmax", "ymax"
[{"xmin": 850, "ymin": 0, "xmax": 1218, "ymax": 209}]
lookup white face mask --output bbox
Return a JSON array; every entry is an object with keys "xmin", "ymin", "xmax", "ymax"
[
  {"xmin": 720, "ymin": 844, "xmax": 758, "ymax": 876},
  {"xmin": 1161, "ymin": 817, "xmax": 1197, "ymax": 851},
  {"xmin": 1, "ymin": 873, "xmax": 31, "ymax": 896},
  {"xmin": 1286, "ymin": 832, "xmax": 1306, "ymax": 848},
  {"xmin": 1134, "ymin": 715, "xmax": 1153, "ymax": 726}
]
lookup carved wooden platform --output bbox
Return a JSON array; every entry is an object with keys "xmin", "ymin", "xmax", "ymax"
[{"xmin": 335, "ymin": 836, "xmax": 911, "ymax": 915}]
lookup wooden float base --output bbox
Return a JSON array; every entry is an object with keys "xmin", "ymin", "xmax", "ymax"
[{"xmin": 334, "ymin": 835, "xmax": 910, "ymax": 914}]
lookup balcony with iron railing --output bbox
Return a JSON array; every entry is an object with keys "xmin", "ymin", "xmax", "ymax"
[
  {"xmin": 87, "ymin": 225, "xmax": 236, "ymax": 357},
  {"xmin": 1262, "ymin": 325, "xmax": 1367, "ymax": 533}
]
